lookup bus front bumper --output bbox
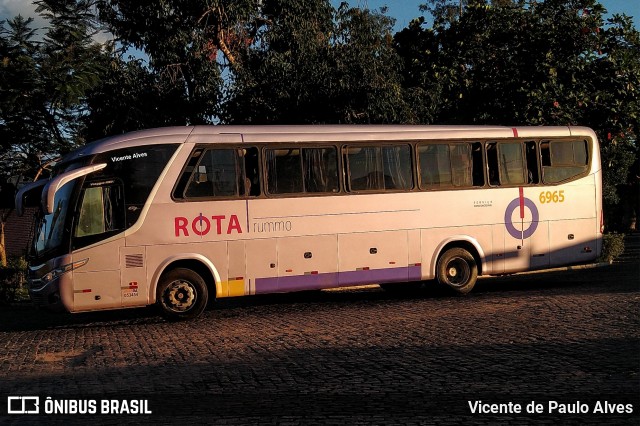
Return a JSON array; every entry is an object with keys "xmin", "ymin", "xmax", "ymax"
[{"xmin": 29, "ymin": 277, "xmax": 65, "ymax": 312}]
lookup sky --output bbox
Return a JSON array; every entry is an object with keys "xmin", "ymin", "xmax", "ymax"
[
  {"xmin": 1, "ymin": 1, "xmax": 638, "ymax": 33},
  {"xmin": 334, "ymin": 0, "xmax": 639, "ymax": 31}
]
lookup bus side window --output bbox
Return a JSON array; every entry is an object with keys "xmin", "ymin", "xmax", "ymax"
[
  {"xmin": 540, "ymin": 141, "xmax": 551, "ymax": 167},
  {"xmin": 266, "ymin": 148, "xmax": 303, "ymax": 194},
  {"xmin": 185, "ymin": 149, "xmax": 239, "ymax": 198},
  {"xmin": 419, "ymin": 142, "xmax": 477, "ymax": 189},
  {"xmin": 418, "ymin": 144, "xmax": 450, "ymax": 188},
  {"xmin": 181, "ymin": 147, "xmax": 260, "ymax": 198},
  {"xmin": 541, "ymin": 140, "xmax": 589, "ymax": 183},
  {"xmin": 265, "ymin": 146, "xmax": 339, "ymax": 195},
  {"xmin": 303, "ymin": 147, "xmax": 339, "ymax": 193},
  {"xmin": 173, "ymin": 148, "xmax": 204, "ymax": 199},
  {"xmin": 74, "ymin": 183, "xmax": 125, "ymax": 239},
  {"xmin": 347, "ymin": 145, "xmax": 412, "ymax": 191},
  {"xmin": 450, "ymin": 144, "xmax": 472, "ymax": 187}
]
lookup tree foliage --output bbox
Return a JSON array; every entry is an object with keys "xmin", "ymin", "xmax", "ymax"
[
  {"xmin": 222, "ymin": 0, "xmax": 413, "ymax": 124},
  {"xmin": 95, "ymin": 0, "xmax": 270, "ymax": 126},
  {"xmin": 396, "ymin": 0, "xmax": 639, "ymax": 228},
  {"xmin": 0, "ymin": 0, "xmax": 107, "ymax": 179}
]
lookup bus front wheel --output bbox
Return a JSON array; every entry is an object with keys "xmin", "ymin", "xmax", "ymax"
[
  {"xmin": 157, "ymin": 268, "xmax": 208, "ymax": 320},
  {"xmin": 436, "ymin": 248, "xmax": 477, "ymax": 294}
]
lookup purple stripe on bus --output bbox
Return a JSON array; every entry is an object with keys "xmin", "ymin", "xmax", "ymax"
[
  {"xmin": 254, "ymin": 266, "xmax": 422, "ymax": 294},
  {"xmin": 254, "ymin": 277, "xmax": 279, "ymax": 294}
]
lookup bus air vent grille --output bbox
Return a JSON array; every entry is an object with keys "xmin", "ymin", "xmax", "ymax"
[{"xmin": 125, "ymin": 254, "xmax": 144, "ymax": 268}]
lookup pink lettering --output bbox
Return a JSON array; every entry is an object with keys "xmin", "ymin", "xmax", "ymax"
[
  {"xmin": 174, "ymin": 214, "xmax": 243, "ymax": 237},
  {"xmin": 175, "ymin": 217, "xmax": 189, "ymax": 237},
  {"xmin": 227, "ymin": 214, "xmax": 242, "ymax": 234},
  {"xmin": 192, "ymin": 214, "xmax": 211, "ymax": 236},
  {"xmin": 211, "ymin": 215, "xmax": 226, "ymax": 234}
]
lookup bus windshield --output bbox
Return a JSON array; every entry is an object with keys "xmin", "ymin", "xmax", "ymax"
[{"xmin": 33, "ymin": 180, "xmax": 76, "ymax": 258}]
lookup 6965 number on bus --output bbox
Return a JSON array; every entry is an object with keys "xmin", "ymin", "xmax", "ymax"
[{"xmin": 539, "ymin": 190, "xmax": 565, "ymax": 204}]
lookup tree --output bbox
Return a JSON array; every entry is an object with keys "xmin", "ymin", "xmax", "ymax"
[
  {"xmin": 222, "ymin": 0, "xmax": 335, "ymax": 123},
  {"xmin": 0, "ymin": 0, "xmax": 108, "ymax": 265},
  {"xmin": 1, "ymin": 1, "xmax": 108, "ymax": 179},
  {"xmin": 96, "ymin": 0, "xmax": 267, "ymax": 125},
  {"xmin": 395, "ymin": 0, "xmax": 640, "ymax": 230},
  {"xmin": 0, "ymin": 15, "xmax": 50, "ymax": 180},
  {"xmin": 223, "ymin": 0, "xmax": 413, "ymax": 124}
]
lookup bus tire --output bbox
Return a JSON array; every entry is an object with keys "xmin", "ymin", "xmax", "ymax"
[
  {"xmin": 157, "ymin": 268, "xmax": 208, "ymax": 320},
  {"xmin": 436, "ymin": 248, "xmax": 477, "ymax": 294}
]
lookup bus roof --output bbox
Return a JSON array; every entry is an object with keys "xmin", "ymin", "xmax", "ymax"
[{"xmin": 60, "ymin": 124, "xmax": 596, "ymax": 164}]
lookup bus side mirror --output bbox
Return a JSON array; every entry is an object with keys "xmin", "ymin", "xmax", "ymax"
[
  {"xmin": 15, "ymin": 180, "xmax": 47, "ymax": 216},
  {"xmin": 42, "ymin": 164, "xmax": 107, "ymax": 214}
]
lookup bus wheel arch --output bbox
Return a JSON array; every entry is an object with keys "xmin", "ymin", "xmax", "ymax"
[
  {"xmin": 434, "ymin": 241, "xmax": 481, "ymax": 295},
  {"xmin": 152, "ymin": 257, "xmax": 219, "ymax": 320}
]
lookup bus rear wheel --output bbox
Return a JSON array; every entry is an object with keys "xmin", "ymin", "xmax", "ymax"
[
  {"xmin": 157, "ymin": 268, "xmax": 208, "ymax": 320},
  {"xmin": 436, "ymin": 248, "xmax": 477, "ymax": 294}
]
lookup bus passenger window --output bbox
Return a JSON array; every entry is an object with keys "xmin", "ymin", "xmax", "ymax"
[
  {"xmin": 303, "ymin": 147, "xmax": 339, "ymax": 193},
  {"xmin": 540, "ymin": 141, "xmax": 551, "ymax": 167},
  {"xmin": 541, "ymin": 140, "xmax": 589, "ymax": 183},
  {"xmin": 573, "ymin": 140, "xmax": 588, "ymax": 165},
  {"xmin": 348, "ymin": 147, "xmax": 384, "ymax": 191},
  {"xmin": 450, "ymin": 144, "xmax": 472, "ymax": 187},
  {"xmin": 419, "ymin": 143, "xmax": 475, "ymax": 189},
  {"xmin": 185, "ymin": 149, "xmax": 239, "ymax": 198},
  {"xmin": 382, "ymin": 146, "xmax": 412, "ymax": 190},
  {"xmin": 347, "ymin": 145, "xmax": 412, "ymax": 191},
  {"xmin": 181, "ymin": 147, "xmax": 260, "ymax": 199},
  {"xmin": 419, "ymin": 145, "xmax": 449, "ymax": 188},
  {"xmin": 265, "ymin": 146, "xmax": 339, "ymax": 195},
  {"xmin": 266, "ymin": 149, "xmax": 303, "ymax": 194},
  {"xmin": 498, "ymin": 142, "xmax": 525, "ymax": 185}
]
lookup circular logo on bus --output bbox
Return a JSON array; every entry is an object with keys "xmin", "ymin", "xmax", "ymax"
[{"xmin": 504, "ymin": 197, "xmax": 539, "ymax": 239}]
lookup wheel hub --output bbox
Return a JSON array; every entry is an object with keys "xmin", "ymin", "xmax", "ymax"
[
  {"xmin": 445, "ymin": 257, "xmax": 470, "ymax": 287},
  {"xmin": 163, "ymin": 280, "xmax": 196, "ymax": 312}
]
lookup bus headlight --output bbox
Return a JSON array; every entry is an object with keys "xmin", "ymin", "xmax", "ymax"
[{"xmin": 38, "ymin": 259, "xmax": 89, "ymax": 287}]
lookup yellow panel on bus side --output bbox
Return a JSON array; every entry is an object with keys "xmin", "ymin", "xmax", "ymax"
[{"xmin": 226, "ymin": 240, "xmax": 246, "ymax": 297}]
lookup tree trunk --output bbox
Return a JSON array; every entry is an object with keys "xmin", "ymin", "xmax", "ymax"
[{"xmin": 0, "ymin": 220, "xmax": 6, "ymax": 267}]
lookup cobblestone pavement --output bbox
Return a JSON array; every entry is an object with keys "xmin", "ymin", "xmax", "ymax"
[{"xmin": 0, "ymin": 236, "xmax": 638, "ymax": 425}]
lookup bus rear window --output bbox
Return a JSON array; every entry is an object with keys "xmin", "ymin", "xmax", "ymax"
[{"xmin": 541, "ymin": 140, "xmax": 588, "ymax": 183}]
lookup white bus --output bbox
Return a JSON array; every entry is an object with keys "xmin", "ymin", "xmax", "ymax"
[{"xmin": 16, "ymin": 125, "xmax": 603, "ymax": 319}]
